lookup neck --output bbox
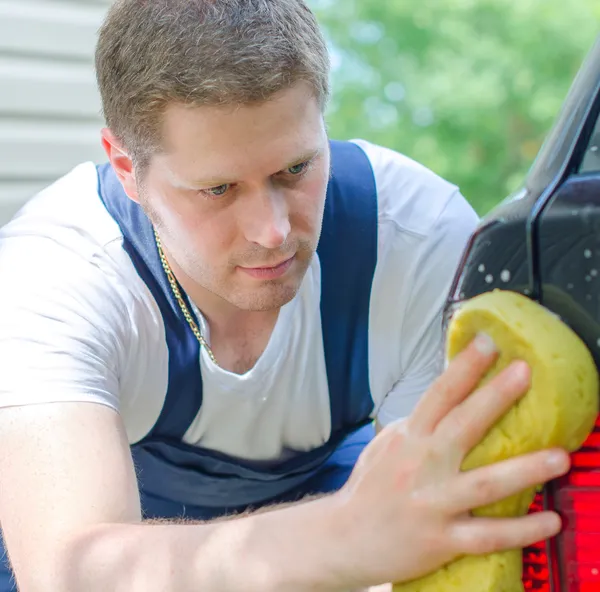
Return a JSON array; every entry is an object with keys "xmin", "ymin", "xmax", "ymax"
[{"xmin": 179, "ymin": 273, "xmax": 280, "ymax": 374}]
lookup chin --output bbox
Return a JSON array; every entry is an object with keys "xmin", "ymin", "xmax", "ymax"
[
  {"xmin": 234, "ymin": 282, "xmax": 301, "ymax": 312},
  {"xmin": 224, "ymin": 267, "xmax": 308, "ymax": 311},
  {"xmin": 232, "ymin": 252, "xmax": 313, "ymax": 311}
]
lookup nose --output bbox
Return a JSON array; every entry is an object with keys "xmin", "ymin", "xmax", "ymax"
[{"xmin": 241, "ymin": 187, "xmax": 291, "ymax": 249}]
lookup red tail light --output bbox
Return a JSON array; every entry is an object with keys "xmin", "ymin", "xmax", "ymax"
[
  {"xmin": 523, "ymin": 493, "xmax": 552, "ymax": 590},
  {"xmin": 523, "ymin": 416, "xmax": 600, "ymax": 591}
]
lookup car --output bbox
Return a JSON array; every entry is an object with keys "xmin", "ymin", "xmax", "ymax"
[{"xmin": 444, "ymin": 34, "xmax": 600, "ymax": 592}]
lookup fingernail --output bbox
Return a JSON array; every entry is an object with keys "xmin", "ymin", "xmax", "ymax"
[
  {"xmin": 473, "ymin": 332, "xmax": 497, "ymax": 356},
  {"xmin": 547, "ymin": 451, "xmax": 569, "ymax": 473},
  {"xmin": 509, "ymin": 360, "xmax": 531, "ymax": 383},
  {"xmin": 544, "ymin": 512, "xmax": 563, "ymax": 537}
]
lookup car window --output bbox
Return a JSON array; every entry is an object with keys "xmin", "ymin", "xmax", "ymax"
[{"xmin": 580, "ymin": 110, "xmax": 600, "ymax": 173}]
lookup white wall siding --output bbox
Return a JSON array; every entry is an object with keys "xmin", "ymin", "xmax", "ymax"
[{"xmin": 0, "ymin": 0, "xmax": 110, "ymax": 224}]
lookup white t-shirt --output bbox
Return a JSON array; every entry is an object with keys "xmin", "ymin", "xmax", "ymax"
[{"xmin": 0, "ymin": 139, "xmax": 479, "ymax": 462}]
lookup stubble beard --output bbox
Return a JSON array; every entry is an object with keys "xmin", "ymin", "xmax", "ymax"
[
  {"xmin": 137, "ymin": 184, "xmax": 318, "ymax": 313},
  {"xmin": 189, "ymin": 242, "xmax": 316, "ymax": 312}
]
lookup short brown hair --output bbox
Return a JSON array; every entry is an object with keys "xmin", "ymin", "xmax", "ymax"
[{"xmin": 95, "ymin": 0, "xmax": 331, "ymax": 167}]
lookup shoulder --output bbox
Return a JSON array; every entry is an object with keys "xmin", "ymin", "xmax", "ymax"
[
  {"xmin": 357, "ymin": 140, "xmax": 480, "ymax": 409},
  {"xmin": 336, "ymin": 138, "xmax": 479, "ymax": 279},
  {"xmin": 4, "ymin": 162, "xmax": 123, "ymax": 248},
  {"xmin": 0, "ymin": 166, "xmax": 168, "ymax": 419},
  {"xmin": 0, "ymin": 162, "xmax": 150, "ymax": 304},
  {"xmin": 346, "ymin": 138, "xmax": 477, "ymax": 238},
  {"xmin": 0, "ymin": 162, "xmax": 161, "ymax": 351}
]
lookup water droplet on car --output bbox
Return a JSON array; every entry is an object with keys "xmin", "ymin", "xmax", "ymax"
[
  {"xmin": 592, "ymin": 269, "xmax": 598, "ymax": 277},
  {"xmin": 500, "ymin": 270, "xmax": 511, "ymax": 282},
  {"xmin": 485, "ymin": 274, "xmax": 493, "ymax": 284},
  {"xmin": 567, "ymin": 283, "xmax": 574, "ymax": 290},
  {"xmin": 586, "ymin": 275, "xmax": 592, "ymax": 282},
  {"xmin": 584, "ymin": 249, "xmax": 592, "ymax": 258},
  {"xmin": 478, "ymin": 264, "xmax": 485, "ymax": 273}
]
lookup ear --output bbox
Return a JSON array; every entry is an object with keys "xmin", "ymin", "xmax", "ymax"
[{"xmin": 100, "ymin": 128, "xmax": 141, "ymax": 203}]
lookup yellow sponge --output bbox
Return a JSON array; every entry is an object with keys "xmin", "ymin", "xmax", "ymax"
[
  {"xmin": 392, "ymin": 289, "xmax": 599, "ymax": 592},
  {"xmin": 392, "ymin": 549, "xmax": 523, "ymax": 592}
]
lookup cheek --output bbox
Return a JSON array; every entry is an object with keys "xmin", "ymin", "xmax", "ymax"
[
  {"xmin": 184, "ymin": 211, "xmax": 239, "ymax": 260},
  {"xmin": 295, "ymin": 173, "xmax": 328, "ymax": 228},
  {"xmin": 155, "ymin": 195, "xmax": 238, "ymax": 258}
]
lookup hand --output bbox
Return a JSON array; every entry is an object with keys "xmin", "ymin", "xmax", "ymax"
[{"xmin": 334, "ymin": 333, "xmax": 570, "ymax": 588}]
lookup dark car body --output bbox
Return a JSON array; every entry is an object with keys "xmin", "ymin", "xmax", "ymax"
[
  {"xmin": 446, "ymin": 35, "xmax": 600, "ymax": 364},
  {"xmin": 444, "ymin": 35, "xmax": 600, "ymax": 591}
]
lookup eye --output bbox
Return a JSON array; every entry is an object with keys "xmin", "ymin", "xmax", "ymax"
[
  {"xmin": 287, "ymin": 162, "xmax": 309, "ymax": 175},
  {"xmin": 204, "ymin": 184, "xmax": 229, "ymax": 197}
]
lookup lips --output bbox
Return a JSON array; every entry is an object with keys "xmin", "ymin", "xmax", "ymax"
[{"xmin": 238, "ymin": 255, "xmax": 295, "ymax": 279}]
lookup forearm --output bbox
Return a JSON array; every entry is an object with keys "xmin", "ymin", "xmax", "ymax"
[{"xmin": 53, "ymin": 494, "xmax": 356, "ymax": 592}]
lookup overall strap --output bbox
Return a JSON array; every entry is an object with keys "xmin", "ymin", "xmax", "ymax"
[
  {"xmin": 96, "ymin": 165, "xmax": 202, "ymax": 441},
  {"xmin": 317, "ymin": 140, "xmax": 379, "ymax": 437}
]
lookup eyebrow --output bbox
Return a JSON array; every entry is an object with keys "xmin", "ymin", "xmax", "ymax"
[{"xmin": 177, "ymin": 147, "xmax": 322, "ymax": 190}]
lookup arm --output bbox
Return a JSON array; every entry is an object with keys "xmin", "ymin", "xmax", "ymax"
[
  {"xmin": 0, "ymin": 345, "xmax": 573, "ymax": 592},
  {"xmin": 0, "ymin": 237, "xmax": 569, "ymax": 591},
  {"xmin": 0, "ymin": 236, "xmax": 348, "ymax": 591},
  {"xmin": 0, "ymin": 402, "xmax": 350, "ymax": 592}
]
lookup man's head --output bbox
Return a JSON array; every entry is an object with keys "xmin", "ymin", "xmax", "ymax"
[{"xmin": 96, "ymin": 0, "xmax": 332, "ymax": 312}]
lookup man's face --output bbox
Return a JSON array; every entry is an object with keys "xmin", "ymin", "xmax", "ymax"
[{"xmin": 137, "ymin": 83, "xmax": 330, "ymax": 312}]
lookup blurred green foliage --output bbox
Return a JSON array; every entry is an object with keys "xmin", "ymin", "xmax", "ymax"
[{"xmin": 311, "ymin": 0, "xmax": 600, "ymax": 215}]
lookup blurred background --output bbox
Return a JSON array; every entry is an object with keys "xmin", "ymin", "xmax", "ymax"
[{"xmin": 0, "ymin": 0, "xmax": 598, "ymax": 226}]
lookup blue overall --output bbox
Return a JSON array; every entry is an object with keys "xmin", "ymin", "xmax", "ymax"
[{"xmin": 0, "ymin": 140, "xmax": 378, "ymax": 589}]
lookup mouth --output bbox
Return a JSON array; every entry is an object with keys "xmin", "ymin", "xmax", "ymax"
[{"xmin": 238, "ymin": 255, "xmax": 295, "ymax": 280}]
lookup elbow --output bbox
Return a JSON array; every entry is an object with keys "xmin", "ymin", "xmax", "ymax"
[
  {"xmin": 59, "ymin": 523, "xmax": 184, "ymax": 592},
  {"xmin": 14, "ymin": 524, "xmax": 153, "ymax": 592},
  {"xmin": 59, "ymin": 524, "xmax": 152, "ymax": 592}
]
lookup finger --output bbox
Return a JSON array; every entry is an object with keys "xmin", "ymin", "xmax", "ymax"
[
  {"xmin": 409, "ymin": 333, "xmax": 498, "ymax": 434},
  {"xmin": 435, "ymin": 359, "xmax": 531, "ymax": 454},
  {"xmin": 451, "ymin": 510, "xmax": 563, "ymax": 556},
  {"xmin": 446, "ymin": 448, "xmax": 570, "ymax": 515}
]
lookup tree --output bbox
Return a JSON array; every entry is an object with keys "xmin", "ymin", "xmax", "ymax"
[{"xmin": 312, "ymin": 0, "xmax": 600, "ymax": 214}]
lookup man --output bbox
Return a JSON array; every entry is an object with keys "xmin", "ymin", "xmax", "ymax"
[{"xmin": 0, "ymin": 1, "xmax": 570, "ymax": 590}]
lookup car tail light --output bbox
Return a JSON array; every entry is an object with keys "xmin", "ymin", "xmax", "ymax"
[
  {"xmin": 522, "ymin": 416, "xmax": 600, "ymax": 591},
  {"xmin": 522, "ymin": 493, "xmax": 552, "ymax": 590}
]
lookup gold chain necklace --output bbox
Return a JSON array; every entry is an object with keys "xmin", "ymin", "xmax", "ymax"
[{"xmin": 153, "ymin": 228, "xmax": 218, "ymax": 365}]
